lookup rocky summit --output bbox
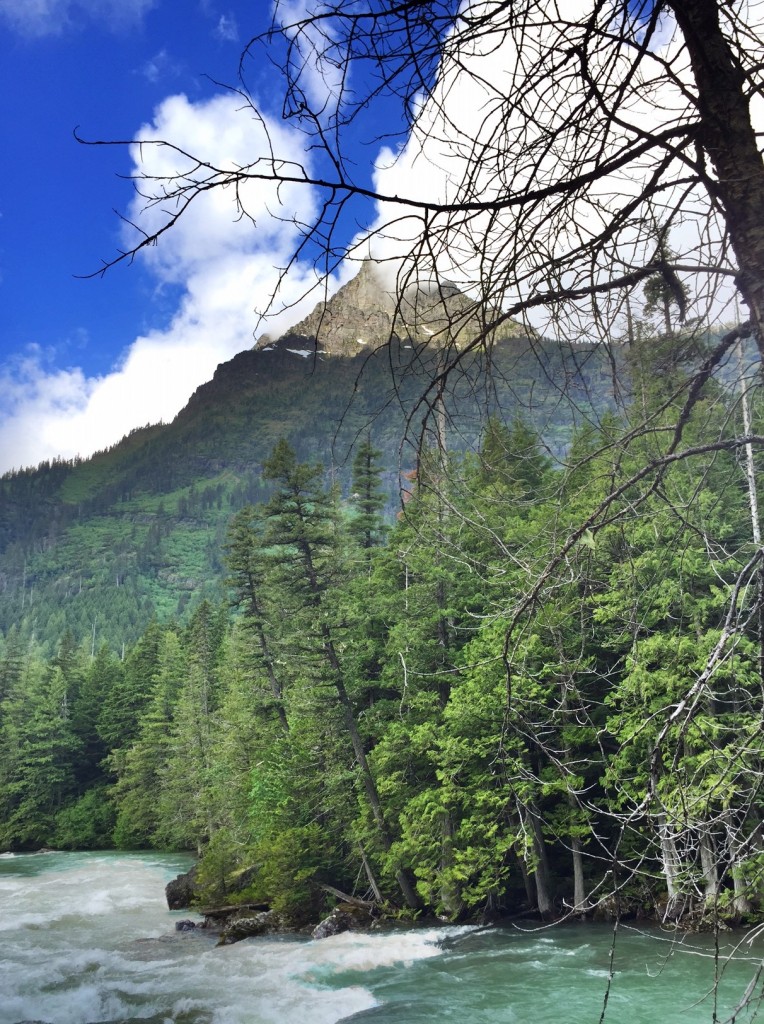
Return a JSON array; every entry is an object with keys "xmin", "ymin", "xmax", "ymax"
[{"xmin": 257, "ymin": 260, "xmax": 526, "ymax": 357}]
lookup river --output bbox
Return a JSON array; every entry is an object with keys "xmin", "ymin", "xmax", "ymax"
[{"xmin": 1, "ymin": 851, "xmax": 762, "ymax": 1023}]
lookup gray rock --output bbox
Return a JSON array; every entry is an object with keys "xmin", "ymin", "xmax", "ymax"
[
  {"xmin": 311, "ymin": 904, "xmax": 375, "ymax": 940},
  {"xmin": 257, "ymin": 260, "xmax": 524, "ymax": 359},
  {"xmin": 165, "ymin": 865, "xmax": 198, "ymax": 910},
  {"xmin": 218, "ymin": 910, "xmax": 286, "ymax": 945}
]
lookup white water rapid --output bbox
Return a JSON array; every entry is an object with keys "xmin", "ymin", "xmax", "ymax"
[
  {"xmin": 3, "ymin": 850, "xmax": 764, "ymax": 1024},
  {"xmin": 0, "ymin": 851, "xmax": 452, "ymax": 1024}
]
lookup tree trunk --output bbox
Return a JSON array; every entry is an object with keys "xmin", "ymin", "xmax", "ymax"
[
  {"xmin": 656, "ymin": 811, "xmax": 684, "ymax": 920},
  {"xmin": 438, "ymin": 808, "xmax": 465, "ymax": 920},
  {"xmin": 327, "ymin": 635, "xmax": 421, "ymax": 911},
  {"xmin": 735, "ymin": 337, "xmax": 764, "ymax": 687},
  {"xmin": 570, "ymin": 832, "xmax": 587, "ymax": 916},
  {"xmin": 528, "ymin": 804, "xmax": 554, "ymax": 919},
  {"xmin": 724, "ymin": 808, "xmax": 752, "ymax": 920},
  {"xmin": 669, "ymin": 0, "xmax": 764, "ymax": 352},
  {"xmin": 699, "ymin": 830, "xmax": 719, "ymax": 902},
  {"xmin": 255, "ymin": 623, "xmax": 289, "ymax": 733},
  {"xmin": 358, "ymin": 843, "xmax": 384, "ymax": 903}
]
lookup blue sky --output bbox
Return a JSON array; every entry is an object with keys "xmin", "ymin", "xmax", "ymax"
[
  {"xmin": 0, "ymin": 0, "xmax": 395, "ymax": 473},
  {"xmin": 0, "ymin": 2, "xmax": 737, "ymax": 473},
  {"xmin": 1, "ymin": 2, "xmax": 242, "ymax": 369}
]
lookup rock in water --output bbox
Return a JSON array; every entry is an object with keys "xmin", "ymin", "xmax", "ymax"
[
  {"xmin": 311, "ymin": 904, "xmax": 375, "ymax": 940},
  {"xmin": 166, "ymin": 865, "xmax": 198, "ymax": 910},
  {"xmin": 218, "ymin": 910, "xmax": 286, "ymax": 945}
]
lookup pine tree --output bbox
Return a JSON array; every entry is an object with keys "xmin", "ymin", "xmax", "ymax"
[
  {"xmin": 110, "ymin": 629, "xmax": 186, "ymax": 847},
  {"xmin": 0, "ymin": 653, "xmax": 80, "ymax": 849},
  {"xmin": 262, "ymin": 438, "xmax": 420, "ymax": 909},
  {"xmin": 225, "ymin": 506, "xmax": 289, "ymax": 732},
  {"xmin": 349, "ymin": 435, "xmax": 388, "ymax": 553}
]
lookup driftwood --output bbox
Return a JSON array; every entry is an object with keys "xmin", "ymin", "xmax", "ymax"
[{"xmin": 320, "ymin": 884, "xmax": 376, "ymax": 909}]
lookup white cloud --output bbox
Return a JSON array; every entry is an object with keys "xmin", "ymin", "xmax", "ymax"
[
  {"xmin": 0, "ymin": 91, "xmax": 329, "ymax": 474},
  {"xmin": 215, "ymin": 12, "xmax": 238, "ymax": 42},
  {"xmin": 137, "ymin": 48, "xmax": 181, "ymax": 84},
  {"xmin": 0, "ymin": 0, "xmax": 155, "ymax": 36},
  {"xmin": 126, "ymin": 92, "xmax": 319, "ymax": 279},
  {"xmin": 272, "ymin": 0, "xmax": 345, "ymax": 114},
  {"xmin": 358, "ymin": 0, "xmax": 755, "ymax": 337}
]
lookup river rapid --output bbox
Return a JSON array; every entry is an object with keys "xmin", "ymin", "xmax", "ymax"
[{"xmin": 1, "ymin": 851, "xmax": 763, "ymax": 1024}]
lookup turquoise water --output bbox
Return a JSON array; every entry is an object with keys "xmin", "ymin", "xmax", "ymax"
[{"xmin": 1, "ymin": 851, "xmax": 762, "ymax": 1023}]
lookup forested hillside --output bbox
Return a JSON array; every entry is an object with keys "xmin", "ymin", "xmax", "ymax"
[
  {"xmin": 1, "ymin": 325, "xmax": 762, "ymax": 929},
  {"xmin": 0, "ymin": 300, "xmax": 618, "ymax": 653}
]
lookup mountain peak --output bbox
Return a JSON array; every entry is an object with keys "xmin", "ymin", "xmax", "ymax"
[{"xmin": 257, "ymin": 260, "xmax": 523, "ymax": 357}]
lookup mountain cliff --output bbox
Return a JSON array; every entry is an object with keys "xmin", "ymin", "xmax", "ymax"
[{"xmin": 258, "ymin": 260, "xmax": 525, "ymax": 357}]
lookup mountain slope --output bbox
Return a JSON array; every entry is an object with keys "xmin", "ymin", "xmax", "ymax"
[{"xmin": 0, "ymin": 264, "xmax": 618, "ymax": 652}]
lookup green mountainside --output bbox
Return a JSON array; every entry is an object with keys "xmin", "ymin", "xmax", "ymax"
[{"xmin": 0, "ymin": 266, "xmax": 618, "ymax": 653}]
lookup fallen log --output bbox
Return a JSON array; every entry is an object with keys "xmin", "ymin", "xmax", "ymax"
[{"xmin": 320, "ymin": 884, "xmax": 376, "ymax": 909}]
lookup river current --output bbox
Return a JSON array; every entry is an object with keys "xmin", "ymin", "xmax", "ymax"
[{"xmin": 1, "ymin": 851, "xmax": 763, "ymax": 1023}]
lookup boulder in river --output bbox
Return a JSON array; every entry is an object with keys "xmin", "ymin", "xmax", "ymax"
[
  {"xmin": 311, "ymin": 903, "xmax": 375, "ymax": 940},
  {"xmin": 165, "ymin": 865, "xmax": 198, "ymax": 910},
  {"xmin": 217, "ymin": 910, "xmax": 287, "ymax": 945}
]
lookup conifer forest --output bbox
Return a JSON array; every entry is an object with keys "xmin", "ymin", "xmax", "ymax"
[{"xmin": 2, "ymin": 325, "xmax": 763, "ymax": 930}]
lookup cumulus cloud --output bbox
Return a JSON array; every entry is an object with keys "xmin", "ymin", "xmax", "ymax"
[
  {"xmin": 125, "ymin": 92, "xmax": 319, "ymax": 281},
  {"xmin": 0, "ymin": 91, "xmax": 329, "ymax": 474},
  {"xmin": 358, "ymin": 0, "xmax": 750, "ymax": 336},
  {"xmin": 273, "ymin": 0, "xmax": 346, "ymax": 114},
  {"xmin": 0, "ymin": 0, "xmax": 155, "ymax": 36}
]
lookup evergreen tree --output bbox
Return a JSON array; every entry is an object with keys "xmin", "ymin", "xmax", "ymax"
[
  {"xmin": 261, "ymin": 438, "xmax": 420, "ymax": 909},
  {"xmin": 97, "ymin": 619, "xmax": 164, "ymax": 753},
  {"xmin": 225, "ymin": 506, "xmax": 289, "ymax": 731},
  {"xmin": 110, "ymin": 629, "xmax": 186, "ymax": 847},
  {"xmin": 0, "ymin": 653, "xmax": 80, "ymax": 849},
  {"xmin": 349, "ymin": 435, "xmax": 388, "ymax": 553}
]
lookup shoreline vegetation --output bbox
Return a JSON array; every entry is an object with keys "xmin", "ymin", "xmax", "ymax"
[{"xmin": 3, "ymin": 337, "xmax": 764, "ymax": 939}]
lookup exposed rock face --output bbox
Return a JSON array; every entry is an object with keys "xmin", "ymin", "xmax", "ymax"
[
  {"xmin": 258, "ymin": 260, "xmax": 525, "ymax": 357},
  {"xmin": 166, "ymin": 865, "xmax": 198, "ymax": 910},
  {"xmin": 217, "ymin": 910, "xmax": 288, "ymax": 945}
]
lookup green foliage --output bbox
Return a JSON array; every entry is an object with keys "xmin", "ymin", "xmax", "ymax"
[
  {"xmin": 2, "ymin": 363, "xmax": 764, "ymax": 932},
  {"xmin": 0, "ymin": 336, "xmax": 615, "ymax": 653},
  {"xmin": 54, "ymin": 787, "xmax": 116, "ymax": 849},
  {"xmin": 248, "ymin": 824, "xmax": 336, "ymax": 921}
]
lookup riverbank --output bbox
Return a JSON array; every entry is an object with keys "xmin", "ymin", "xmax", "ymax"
[{"xmin": 4, "ymin": 850, "xmax": 764, "ymax": 1024}]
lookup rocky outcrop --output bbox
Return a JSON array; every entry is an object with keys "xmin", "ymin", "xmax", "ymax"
[
  {"xmin": 217, "ymin": 910, "xmax": 289, "ymax": 945},
  {"xmin": 311, "ymin": 903, "xmax": 376, "ymax": 940},
  {"xmin": 257, "ymin": 260, "xmax": 525, "ymax": 357}
]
